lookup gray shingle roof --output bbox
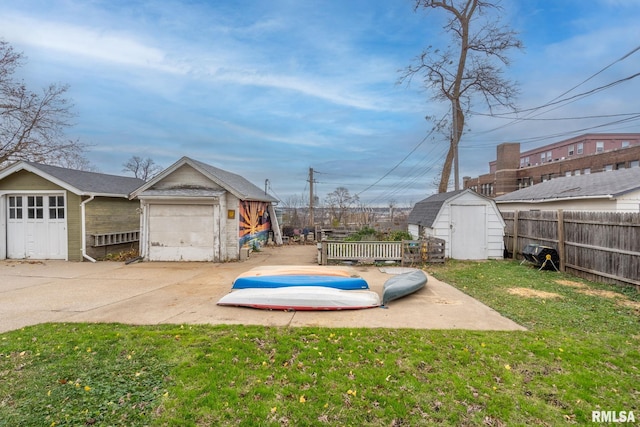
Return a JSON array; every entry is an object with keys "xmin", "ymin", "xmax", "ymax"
[
  {"xmin": 23, "ymin": 162, "xmax": 145, "ymax": 196},
  {"xmin": 132, "ymin": 157, "xmax": 277, "ymax": 203},
  {"xmin": 188, "ymin": 158, "xmax": 277, "ymax": 202},
  {"xmin": 408, "ymin": 189, "xmax": 466, "ymax": 227},
  {"xmin": 495, "ymin": 167, "xmax": 640, "ymax": 202}
]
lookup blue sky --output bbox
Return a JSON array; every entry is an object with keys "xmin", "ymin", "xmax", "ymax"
[{"xmin": 1, "ymin": 0, "xmax": 639, "ymax": 206}]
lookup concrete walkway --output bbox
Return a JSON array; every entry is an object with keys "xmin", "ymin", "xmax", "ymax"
[{"xmin": 0, "ymin": 245, "xmax": 526, "ymax": 333}]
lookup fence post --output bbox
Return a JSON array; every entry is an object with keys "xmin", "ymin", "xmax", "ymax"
[
  {"xmin": 512, "ymin": 210, "xmax": 519, "ymax": 259},
  {"xmin": 557, "ymin": 209, "xmax": 565, "ymax": 271},
  {"xmin": 321, "ymin": 241, "xmax": 328, "ymax": 265}
]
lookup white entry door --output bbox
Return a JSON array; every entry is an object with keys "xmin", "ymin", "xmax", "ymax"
[
  {"xmin": 7, "ymin": 195, "xmax": 67, "ymax": 259},
  {"xmin": 450, "ymin": 204, "xmax": 486, "ymax": 260}
]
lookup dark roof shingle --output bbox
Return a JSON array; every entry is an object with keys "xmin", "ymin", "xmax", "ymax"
[
  {"xmin": 24, "ymin": 162, "xmax": 145, "ymax": 196},
  {"xmin": 408, "ymin": 189, "xmax": 466, "ymax": 227},
  {"xmin": 495, "ymin": 167, "xmax": 640, "ymax": 202}
]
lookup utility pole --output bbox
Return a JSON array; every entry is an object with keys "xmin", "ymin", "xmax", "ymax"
[{"xmin": 308, "ymin": 168, "xmax": 314, "ymax": 227}]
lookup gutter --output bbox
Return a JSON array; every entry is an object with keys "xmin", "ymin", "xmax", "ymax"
[{"xmin": 80, "ymin": 195, "xmax": 97, "ymax": 263}]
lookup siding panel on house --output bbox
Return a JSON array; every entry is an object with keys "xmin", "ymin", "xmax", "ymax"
[{"xmin": 154, "ymin": 164, "xmax": 223, "ymax": 190}]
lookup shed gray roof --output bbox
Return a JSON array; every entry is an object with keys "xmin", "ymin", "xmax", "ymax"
[
  {"xmin": 0, "ymin": 161, "xmax": 144, "ymax": 197},
  {"xmin": 131, "ymin": 157, "xmax": 278, "ymax": 203},
  {"xmin": 495, "ymin": 167, "xmax": 640, "ymax": 203},
  {"xmin": 408, "ymin": 189, "xmax": 466, "ymax": 227}
]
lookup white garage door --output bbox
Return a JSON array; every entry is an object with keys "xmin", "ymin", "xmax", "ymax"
[
  {"xmin": 7, "ymin": 194, "xmax": 67, "ymax": 259},
  {"xmin": 147, "ymin": 204, "xmax": 216, "ymax": 261}
]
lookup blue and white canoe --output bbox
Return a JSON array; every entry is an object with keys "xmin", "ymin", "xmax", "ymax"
[
  {"xmin": 232, "ymin": 274, "xmax": 369, "ymax": 290},
  {"xmin": 218, "ymin": 286, "xmax": 381, "ymax": 311},
  {"xmin": 382, "ymin": 270, "xmax": 427, "ymax": 305}
]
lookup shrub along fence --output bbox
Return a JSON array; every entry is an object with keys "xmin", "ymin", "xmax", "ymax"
[{"xmin": 502, "ymin": 210, "xmax": 640, "ymax": 287}]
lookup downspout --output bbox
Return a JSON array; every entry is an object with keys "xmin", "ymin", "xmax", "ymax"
[{"xmin": 80, "ymin": 195, "xmax": 97, "ymax": 262}]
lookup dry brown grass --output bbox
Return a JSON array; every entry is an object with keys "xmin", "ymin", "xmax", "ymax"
[
  {"xmin": 506, "ymin": 288, "xmax": 563, "ymax": 299},
  {"xmin": 554, "ymin": 279, "xmax": 587, "ymax": 289}
]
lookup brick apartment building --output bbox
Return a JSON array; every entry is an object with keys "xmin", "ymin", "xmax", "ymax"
[{"xmin": 463, "ymin": 133, "xmax": 640, "ymax": 197}]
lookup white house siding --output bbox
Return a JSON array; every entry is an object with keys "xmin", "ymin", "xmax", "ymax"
[
  {"xmin": 616, "ymin": 191, "xmax": 640, "ymax": 212},
  {"xmin": 497, "ymin": 199, "xmax": 618, "ymax": 213},
  {"xmin": 408, "ymin": 223, "xmax": 420, "ymax": 240}
]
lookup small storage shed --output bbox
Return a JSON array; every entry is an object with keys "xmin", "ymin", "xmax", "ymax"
[
  {"xmin": 130, "ymin": 157, "xmax": 281, "ymax": 262},
  {"xmin": 0, "ymin": 161, "xmax": 144, "ymax": 261},
  {"xmin": 408, "ymin": 189, "xmax": 505, "ymax": 260}
]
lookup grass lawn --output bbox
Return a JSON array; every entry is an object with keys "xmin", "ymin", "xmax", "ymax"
[{"xmin": 1, "ymin": 260, "xmax": 638, "ymax": 426}]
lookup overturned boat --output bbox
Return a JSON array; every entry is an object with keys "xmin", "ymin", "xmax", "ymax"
[
  {"xmin": 232, "ymin": 274, "xmax": 369, "ymax": 290},
  {"xmin": 236, "ymin": 265, "xmax": 359, "ymax": 279},
  {"xmin": 218, "ymin": 286, "xmax": 381, "ymax": 311},
  {"xmin": 382, "ymin": 270, "xmax": 427, "ymax": 305}
]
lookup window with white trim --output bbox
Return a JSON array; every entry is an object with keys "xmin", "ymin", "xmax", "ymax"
[
  {"xmin": 577, "ymin": 143, "xmax": 584, "ymax": 154},
  {"xmin": 27, "ymin": 196, "xmax": 44, "ymax": 219},
  {"xmin": 48, "ymin": 196, "xmax": 65, "ymax": 219},
  {"xmin": 596, "ymin": 141, "xmax": 604, "ymax": 153},
  {"xmin": 9, "ymin": 196, "xmax": 23, "ymax": 219},
  {"xmin": 568, "ymin": 145, "xmax": 575, "ymax": 156}
]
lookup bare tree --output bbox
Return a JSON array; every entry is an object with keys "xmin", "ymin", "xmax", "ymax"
[
  {"xmin": 283, "ymin": 193, "xmax": 309, "ymax": 227},
  {"xmin": 400, "ymin": 0, "xmax": 522, "ymax": 193},
  {"xmin": 325, "ymin": 186, "xmax": 359, "ymax": 226},
  {"xmin": 122, "ymin": 156, "xmax": 162, "ymax": 181},
  {"xmin": 0, "ymin": 40, "xmax": 90, "ymax": 168}
]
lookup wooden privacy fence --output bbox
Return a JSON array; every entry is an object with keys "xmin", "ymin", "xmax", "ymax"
[
  {"xmin": 319, "ymin": 238, "xmax": 445, "ymax": 266},
  {"xmin": 502, "ymin": 210, "xmax": 640, "ymax": 287}
]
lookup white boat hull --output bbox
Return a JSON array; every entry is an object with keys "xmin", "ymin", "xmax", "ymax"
[{"xmin": 218, "ymin": 286, "xmax": 381, "ymax": 311}]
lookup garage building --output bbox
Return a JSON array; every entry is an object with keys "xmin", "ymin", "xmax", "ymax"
[
  {"xmin": 0, "ymin": 161, "xmax": 144, "ymax": 261},
  {"xmin": 130, "ymin": 157, "xmax": 280, "ymax": 262}
]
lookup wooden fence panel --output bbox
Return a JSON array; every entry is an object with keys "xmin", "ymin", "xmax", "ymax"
[{"xmin": 503, "ymin": 210, "xmax": 640, "ymax": 287}]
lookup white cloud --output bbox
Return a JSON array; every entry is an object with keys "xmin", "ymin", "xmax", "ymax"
[{"xmin": 1, "ymin": 13, "xmax": 189, "ymax": 74}]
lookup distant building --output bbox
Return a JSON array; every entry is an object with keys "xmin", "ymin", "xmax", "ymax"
[{"xmin": 464, "ymin": 133, "xmax": 640, "ymax": 198}]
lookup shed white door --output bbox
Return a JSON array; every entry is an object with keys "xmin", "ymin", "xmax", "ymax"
[
  {"xmin": 450, "ymin": 204, "xmax": 486, "ymax": 259},
  {"xmin": 147, "ymin": 204, "xmax": 216, "ymax": 261},
  {"xmin": 6, "ymin": 195, "xmax": 67, "ymax": 259}
]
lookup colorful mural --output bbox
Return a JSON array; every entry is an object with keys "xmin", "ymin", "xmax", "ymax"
[{"xmin": 239, "ymin": 201, "xmax": 271, "ymax": 248}]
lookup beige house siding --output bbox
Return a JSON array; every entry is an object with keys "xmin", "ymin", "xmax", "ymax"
[
  {"xmin": 67, "ymin": 193, "xmax": 83, "ymax": 261},
  {"xmin": 85, "ymin": 197, "xmax": 139, "ymax": 234},
  {"xmin": 154, "ymin": 164, "xmax": 224, "ymax": 190},
  {"xmin": 84, "ymin": 197, "xmax": 140, "ymax": 259},
  {"xmin": 0, "ymin": 169, "xmax": 62, "ymax": 191}
]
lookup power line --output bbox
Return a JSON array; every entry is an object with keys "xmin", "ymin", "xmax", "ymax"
[
  {"xmin": 355, "ymin": 113, "xmax": 448, "ymax": 198},
  {"xmin": 471, "ymin": 44, "xmax": 640, "ymax": 135}
]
